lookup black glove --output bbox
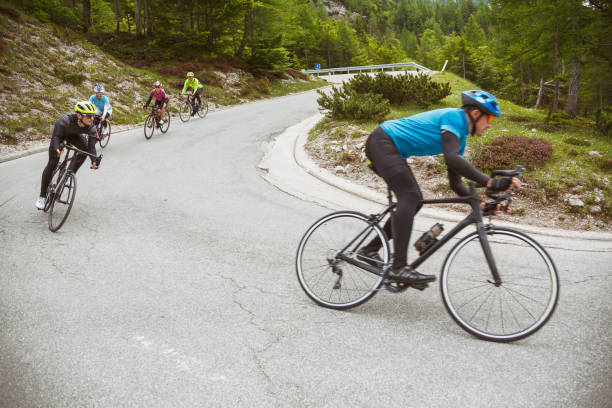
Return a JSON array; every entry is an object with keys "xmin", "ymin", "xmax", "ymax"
[{"xmin": 489, "ymin": 176, "xmax": 512, "ymax": 191}]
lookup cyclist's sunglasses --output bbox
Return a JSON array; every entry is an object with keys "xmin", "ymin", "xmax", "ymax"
[
  {"xmin": 82, "ymin": 113, "xmax": 95, "ymax": 118},
  {"xmin": 487, "ymin": 114, "xmax": 495, "ymax": 123}
]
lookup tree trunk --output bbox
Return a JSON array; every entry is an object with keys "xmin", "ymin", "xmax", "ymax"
[
  {"xmin": 82, "ymin": 0, "xmax": 91, "ymax": 33},
  {"xmin": 114, "ymin": 0, "xmax": 120, "ymax": 34},
  {"xmin": 535, "ymin": 78, "xmax": 544, "ymax": 109},
  {"xmin": 145, "ymin": 0, "xmax": 154, "ymax": 37},
  {"xmin": 134, "ymin": 0, "xmax": 142, "ymax": 38},
  {"xmin": 143, "ymin": 0, "xmax": 149, "ymax": 37},
  {"xmin": 564, "ymin": 57, "xmax": 581, "ymax": 118},
  {"xmin": 235, "ymin": 9, "xmax": 253, "ymax": 57},
  {"xmin": 520, "ymin": 60, "xmax": 525, "ymax": 104},
  {"xmin": 462, "ymin": 50, "xmax": 465, "ymax": 79},
  {"xmin": 546, "ymin": 26, "xmax": 560, "ymax": 122}
]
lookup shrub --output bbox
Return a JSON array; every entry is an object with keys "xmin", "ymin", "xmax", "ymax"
[
  {"xmin": 507, "ymin": 115, "xmax": 531, "ymax": 123},
  {"xmin": 344, "ymin": 71, "xmax": 451, "ymax": 106},
  {"xmin": 0, "ymin": 5, "xmax": 20, "ymax": 20},
  {"xmin": 317, "ymin": 87, "xmax": 390, "ymax": 120},
  {"xmin": 527, "ymin": 122, "xmax": 560, "ymax": 132},
  {"xmin": 596, "ymin": 107, "xmax": 612, "ymax": 138},
  {"xmin": 53, "ymin": 66, "xmax": 85, "ymax": 85},
  {"xmin": 565, "ymin": 136, "xmax": 591, "ymax": 146},
  {"xmin": 470, "ymin": 135, "xmax": 553, "ymax": 171}
]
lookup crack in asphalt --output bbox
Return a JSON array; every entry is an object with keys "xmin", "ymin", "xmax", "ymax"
[{"xmin": 0, "ymin": 194, "xmax": 16, "ymax": 208}]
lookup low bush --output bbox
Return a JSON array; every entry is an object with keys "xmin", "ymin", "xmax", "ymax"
[
  {"xmin": 596, "ymin": 107, "xmax": 612, "ymax": 138},
  {"xmin": 53, "ymin": 66, "xmax": 85, "ymax": 85},
  {"xmin": 344, "ymin": 71, "xmax": 451, "ymax": 106},
  {"xmin": 470, "ymin": 135, "xmax": 553, "ymax": 171},
  {"xmin": 565, "ymin": 136, "xmax": 591, "ymax": 146},
  {"xmin": 317, "ymin": 87, "xmax": 390, "ymax": 120},
  {"xmin": 527, "ymin": 122, "xmax": 560, "ymax": 132},
  {"xmin": 507, "ymin": 115, "xmax": 531, "ymax": 123},
  {"xmin": 0, "ymin": 4, "xmax": 20, "ymax": 20}
]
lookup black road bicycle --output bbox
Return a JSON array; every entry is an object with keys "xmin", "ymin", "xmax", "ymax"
[
  {"xmin": 94, "ymin": 114, "xmax": 111, "ymax": 148},
  {"xmin": 296, "ymin": 166, "xmax": 559, "ymax": 342},
  {"xmin": 144, "ymin": 106, "xmax": 170, "ymax": 140},
  {"xmin": 179, "ymin": 93, "xmax": 208, "ymax": 122},
  {"xmin": 43, "ymin": 142, "xmax": 102, "ymax": 232}
]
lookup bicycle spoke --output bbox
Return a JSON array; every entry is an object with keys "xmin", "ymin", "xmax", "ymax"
[{"xmin": 441, "ymin": 228, "xmax": 558, "ymax": 342}]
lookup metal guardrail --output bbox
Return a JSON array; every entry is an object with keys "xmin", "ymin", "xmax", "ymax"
[{"xmin": 301, "ymin": 62, "xmax": 430, "ymax": 75}]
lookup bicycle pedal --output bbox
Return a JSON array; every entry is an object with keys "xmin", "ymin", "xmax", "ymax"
[{"xmin": 411, "ymin": 283, "xmax": 429, "ymax": 291}]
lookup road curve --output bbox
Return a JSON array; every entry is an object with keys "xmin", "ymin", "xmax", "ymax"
[{"xmin": 1, "ymin": 90, "xmax": 610, "ymax": 407}]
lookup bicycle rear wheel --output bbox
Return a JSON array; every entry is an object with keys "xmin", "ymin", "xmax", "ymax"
[
  {"xmin": 296, "ymin": 211, "xmax": 389, "ymax": 310},
  {"xmin": 440, "ymin": 227, "xmax": 559, "ymax": 342},
  {"xmin": 144, "ymin": 115, "xmax": 154, "ymax": 139},
  {"xmin": 48, "ymin": 173, "xmax": 76, "ymax": 232},
  {"xmin": 160, "ymin": 111, "xmax": 170, "ymax": 133},
  {"xmin": 99, "ymin": 122, "xmax": 111, "ymax": 148},
  {"xmin": 179, "ymin": 102, "xmax": 191, "ymax": 122},
  {"xmin": 197, "ymin": 100, "xmax": 208, "ymax": 118}
]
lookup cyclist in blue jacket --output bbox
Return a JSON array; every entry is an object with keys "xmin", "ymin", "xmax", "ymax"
[
  {"xmin": 358, "ymin": 90, "xmax": 520, "ymax": 285},
  {"xmin": 89, "ymin": 85, "xmax": 112, "ymax": 130}
]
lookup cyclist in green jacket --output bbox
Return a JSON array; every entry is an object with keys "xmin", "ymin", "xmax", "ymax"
[{"xmin": 181, "ymin": 72, "xmax": 204, "ymax": 116}]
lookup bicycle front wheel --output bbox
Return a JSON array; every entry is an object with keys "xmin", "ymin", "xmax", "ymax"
[
  {"xmin": 99, "ymin": 122, "xmax": 111, "ymax": 148},
  {"xmin": 144, "ymin": 115, "xmax": 154, "ymax": 139},
  {"xmin": 179, "ymin": 102, "xmax": 191, "ymax": 122},
  {"xmin": 160, "ymin": 111, "xmax": 170, "ymax": 133},
  {"xmin": 197, "ymin": 100, "xmax": 208, "ymax": 118},
  {"xmin": 48, "ymin": 173, "xmax": 76, "ymax": 232},
  {"xmin": 440, "ymin": 227, "xmax": 559, "ymax": 342},
  {"xmin": 296, "ymin": 211, "xmax": 389, "ymax": 310}
]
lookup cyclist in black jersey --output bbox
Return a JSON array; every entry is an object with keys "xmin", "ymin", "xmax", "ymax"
[{"xmin": 35, "ymin": 101, "xmax": 100, "ymax": 210}]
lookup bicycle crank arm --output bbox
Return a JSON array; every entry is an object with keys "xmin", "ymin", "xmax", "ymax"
[{"xmin": 336, "ymin": 253, "xmax": 385, "ymax": 277}]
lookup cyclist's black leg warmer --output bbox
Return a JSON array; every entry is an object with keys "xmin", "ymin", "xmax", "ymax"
[
  {"xmin": 362, "ymin": 169, "xmax": 421, "ymax": 269},
  {"xmin": 40, "ymin": 146, "xmax": 60, "ymax": 197},
  {"xmin": 362, "ymin": 127, "xmax": 422, "ymax": 268},
  {"xmin": 386, "ymin": 169, "xmax": 422, "ymax": 269},
  {"xmin": 68, "ymin": 135, "xmax": 90, "ymax": 173},
  {"xmin": 195, "ymin": 88, "xmax": 202, "ymax": 106}
]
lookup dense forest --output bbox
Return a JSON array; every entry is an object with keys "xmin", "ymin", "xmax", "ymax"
[{"xmin": 7, "ymin": 0, "xmax": 612, "ymax": 123}]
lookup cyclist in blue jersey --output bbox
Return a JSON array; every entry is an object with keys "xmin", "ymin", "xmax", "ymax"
[
  {"xmin": 89, "ymin": 85, "xmax": 112, "ymax": 130},
  {"xmin": 358, "ymin": 90, "xmax": 521, "ymax": 285}
]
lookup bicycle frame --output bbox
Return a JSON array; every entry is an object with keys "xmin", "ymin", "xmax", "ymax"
[{"xmin": 336, "ymin": 184, "xmax": 503, "ymax": 285}]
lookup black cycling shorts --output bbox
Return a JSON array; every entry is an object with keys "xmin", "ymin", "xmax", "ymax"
[{"xmin": 364, "ymin": 127, "xmax": 409, "ymax": 180}]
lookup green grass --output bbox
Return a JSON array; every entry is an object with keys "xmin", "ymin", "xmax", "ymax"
[{"xmin": 314, "ymin": 71, "xmax": 612, "ymax": 221}]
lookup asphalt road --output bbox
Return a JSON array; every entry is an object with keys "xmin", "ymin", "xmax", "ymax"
[{"xmin": 1, "ymin": 90, "xmax": 611, "ymax": 407}]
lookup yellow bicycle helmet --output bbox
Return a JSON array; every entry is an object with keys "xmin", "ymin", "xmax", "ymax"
[
  {"xmin": 74, "ymin": 101, "xmax": 97, "ymax": 115},
  {"xmin": 186, "ymin": 72, "xmax": 194, "ymax": 77}
]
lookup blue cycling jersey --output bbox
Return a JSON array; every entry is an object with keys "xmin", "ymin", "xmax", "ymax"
[
  {"xmin": 89, "ymin": 95, "xmax": 111, "ymax": 114},
  {"xmin": 380, "ymin": 108, "xmax": 469, "ymax": 158}
]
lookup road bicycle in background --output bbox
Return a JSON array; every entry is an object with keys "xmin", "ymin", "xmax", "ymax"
[
  {"xmin": 94, "ymin": 114, "xmax": 111, "ymax": 148},
  {"xmin": 144, "ymin": 106, "xmax": 170, "ymax": 140},
  {"xmin": 43, "ymin": 142, "xmax": 102, "ymax": 232},
  {"xmin": 296, "ymin": 165, "xmax": 559, "ymax": 342},
  {"xmin": 179, "ymin": 93, "xmax": 208, "ymax": 122}
]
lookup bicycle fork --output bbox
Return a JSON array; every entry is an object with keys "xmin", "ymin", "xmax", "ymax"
[{"xmin": 476, "ymin": 223, "xmax": 502, "ymax": 286}]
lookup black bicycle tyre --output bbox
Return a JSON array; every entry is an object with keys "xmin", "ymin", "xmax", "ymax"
[
  {"xmin": 43, "ymin": 164, "xmax": 63, "ymax": 212},
  {"xmin": 144, "ymin": 115, "xmax": 154, "ymax": 139},
  {"xmin": 296, "ymin": 211, "xmax": 390, "ymax": 310},
  {"xmin": 197, "ymin": 100, "xmax": 208, "ymax": 118},
  {"xmin": 48, "ymin": 173, "xmax": 77, "ymax": 232},
  {"xmin": 440, "ymin": 227, "xmax": 559, "ymax": 342},
  {"xmin": 160, "ymin": 111, "xmax": 170, "ymax": 133},
  {"xmin": 179, "ymin": 102, "xmax": 191, "ymax": 122},
  {"xmin": 99, "ymin": 122, "xmax": 111, "ymax": 148}
]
